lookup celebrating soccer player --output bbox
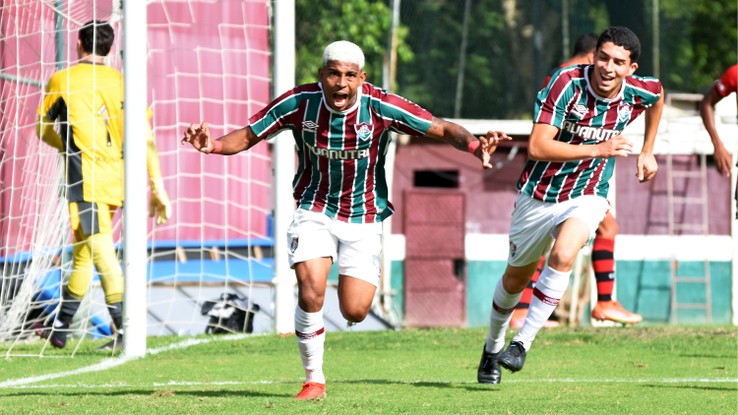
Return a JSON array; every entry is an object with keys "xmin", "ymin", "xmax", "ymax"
[
  {"xmin": 183, "ymin": 40, "xmax": 510, "ymax": 400},
  {"xmin": 477, "ymin": 26, "xmax": 664, "ymax": 385}
]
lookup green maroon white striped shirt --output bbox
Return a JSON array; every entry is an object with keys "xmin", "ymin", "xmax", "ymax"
[
  {"xmin": 518, "ymin": 64, "xmax": 662, "ymax": 202},
  {"xmin": 249, "ymin": 82, "xmax": 433, "ymax": 223}
]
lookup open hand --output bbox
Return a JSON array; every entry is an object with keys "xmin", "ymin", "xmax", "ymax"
[
  {"xmin": 182, "ymin": 122, "xmax": 214, "ymax": 153},
  {"xmin": 474, "ymin": 130, "xmax": 512, "ymax": 169}
]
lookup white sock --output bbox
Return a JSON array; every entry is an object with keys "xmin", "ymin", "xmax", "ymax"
[
  {"xmin": 513, "ymin": 265, "xmax": 570, "ymax": 351},
  {"xmin": 485, "ymin": 278, "xmax": 522, "ymax": 354},
  {"xmin": 295, "ymin": 306, "xmax": 326, "ymax": 384}
]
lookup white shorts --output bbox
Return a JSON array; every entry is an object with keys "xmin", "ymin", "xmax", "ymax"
[
  {"xmin": 286, "ymin": 208, "xmax": 383, "ymax": 287},
  {"xmin": 507, "ymin": 193, "xmax": 609, "ymax": 267}
]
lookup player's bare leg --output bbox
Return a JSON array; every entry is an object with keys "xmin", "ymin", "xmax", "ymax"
[
  {"xmin": 337, "ymin": 275, "xmax": 376, "ymax": 325},
  {"xmin": 500, "ymin": 218, "xmax": 590, "ymax": 373}
]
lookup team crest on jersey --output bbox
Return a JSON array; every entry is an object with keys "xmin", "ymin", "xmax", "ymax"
[
  {"xmin": 302, "ymin": 121, "xmax": 318, "ymax": 133},
  {"xmin": 355, "ymin": 123, "xmax": 373, "ymax": 141},
  {"xmin": 617, "ymin": 103, "xmax": 633, "ymax": 122},
  {"xmin": 571, "ymin": 104, "xmax": 588, "ymax": 119},
  {"xmin": 290, "ymin": 237, "xmax": 299, "ymax": 253}
]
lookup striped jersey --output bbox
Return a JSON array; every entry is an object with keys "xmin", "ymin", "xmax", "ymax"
[
  {"xmin": 248, "ymin": 82, "xmax": 433, "ymax": 223},
  {"xmin": 518, "ymin": 64, "xmax": 662, "ymax": 202}
]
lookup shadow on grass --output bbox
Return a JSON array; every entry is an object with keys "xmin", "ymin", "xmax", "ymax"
[
  {"xmin": 339, "ymin": 378, "xmax": 501, "ymax": 393},
  {"xmin": 642, "ymin": 384, "xmax": 738, "ymax": 392},
  {"xmin": 2, "ymin": 388, "xmax": 288, "ymax": 398}
]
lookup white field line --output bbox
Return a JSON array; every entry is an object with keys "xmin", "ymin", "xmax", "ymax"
[
  {"xmin": 2, "ymin": 332, "xmax": 735, "ymax": 389},
  {"xmin": 0, "ymin": 333, "xmax": 250, "ymax": 388}
]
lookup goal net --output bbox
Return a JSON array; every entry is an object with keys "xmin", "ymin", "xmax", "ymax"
[{"xmin": 0, "ymin": 0, "xmax": 274, "ymax": 356}]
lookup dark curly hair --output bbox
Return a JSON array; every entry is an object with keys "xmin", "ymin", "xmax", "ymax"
[{"xmin": 596, "ymin": 26, "xmax": 641, "ymax": 63}]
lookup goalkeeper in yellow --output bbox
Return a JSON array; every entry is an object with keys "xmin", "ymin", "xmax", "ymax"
[{"xmin": 33, "ymin": 20, "xmax": 171, "ymax": 351}]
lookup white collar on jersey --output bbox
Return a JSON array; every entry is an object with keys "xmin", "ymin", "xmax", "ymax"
[
  {"xmin": 318, "ymin": 82, "xmax": 363, "ymax": 115},
  {"xmin": 584, "ymin": 65, "xmax": 625, "ymax": 102}
]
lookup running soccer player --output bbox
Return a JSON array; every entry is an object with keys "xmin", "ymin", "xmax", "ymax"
[
  {"xmin": 182, "ymin": 40, "xmax": 510, "ymax": 400},
  {"xmin": 477, "ymin": 26, "xmax": 664, "ymax": 385},
  {"xmin": 512, "ymin": 32, "xmax": 643, "ymax": 328}
]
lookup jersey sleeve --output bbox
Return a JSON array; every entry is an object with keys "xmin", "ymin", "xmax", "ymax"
[
  {"xmin": 714, "ymin": 64, "xmax": 738, "ymax": 98},
  {"xmin": 37, "ymin": 72, "xmax": 63, "ymax": 119},
  {"xmin": 248, "ymin": 86, "xmax": 305, "ymax": 139},
  {"xmin": 533, "ymin": 69, "xmax": 576, "ymax": 129},
  {"xmin": 375, "ymin": 90, "xmax": 433, "ymax": 136}
]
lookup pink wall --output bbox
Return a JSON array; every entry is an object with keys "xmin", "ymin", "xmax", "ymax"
[{"xmin": 392, "ymin": 140, "xmax": 733, "ymax": 236}]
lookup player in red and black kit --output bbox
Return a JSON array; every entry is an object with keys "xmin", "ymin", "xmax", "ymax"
[
  {"xmin": 510, "ymin": 33, "xmax": 643, "ymax": 328},
  {"xmin": 700, "ymin": 63, "xmax": 737, "ymax": 218}
]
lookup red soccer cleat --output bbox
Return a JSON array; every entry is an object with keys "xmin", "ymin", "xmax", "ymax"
[
  {"xmin": 294, "ymin": 382, "xmax": 326, "ymax": 400},
  {"xmin": 591, "ymin": 301, "xmax": 643, "ymax": 325}
]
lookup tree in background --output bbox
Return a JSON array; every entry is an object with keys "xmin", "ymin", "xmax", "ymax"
[
  {"xmin": 668, "ymin": 0, "xmax": 737, "ymax": 90},
  {"xmin": 294, "ymin": 0, "xmax": 412, "ymax": 88},
  {"xmin": 294, "ymin": 0, "xmax": 737, "ymax": 119}
]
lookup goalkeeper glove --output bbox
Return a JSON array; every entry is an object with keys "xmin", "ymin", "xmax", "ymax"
[{"xmin": 149, "ymin": 179, "xmax": 171, "ymax": 225}]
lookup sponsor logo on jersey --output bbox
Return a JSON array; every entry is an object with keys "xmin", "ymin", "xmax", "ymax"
[
  {"xmin": 562, "ymin": 121, "xmax": 622, "ymax": 142},
  {"xmin": 302, "ymin": 120, "xmax": 318, "ymax": 133},
  {"xmin": 305, "ymin": 142, "xmax": 370, "ymax": 160},
  {"xmin": 355, "ymin": 122, "xmax": 373, "ymax": 141}
]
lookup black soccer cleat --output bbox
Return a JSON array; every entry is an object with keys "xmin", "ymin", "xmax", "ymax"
[
  {"xmin": 34, "ymin": 322, "xmax": 68, "ymax": 349},
  {"xmin": 97, "ymin": 333, "xmax": 123, "ymax": 351},
  {"xmin": 498, "ymin": 340, "xmax": 527, "ymax": 373},
  {"xmin": 477, "ymin": 346, "xmax": 502, "ymax": 384}
]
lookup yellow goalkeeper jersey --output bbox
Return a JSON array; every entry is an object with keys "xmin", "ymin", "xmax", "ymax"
[{"xmin": 37, "ymin": 61, "xmax": 124, "ymax": 206}]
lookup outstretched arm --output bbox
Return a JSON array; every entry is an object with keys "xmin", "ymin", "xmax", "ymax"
[
  {"xmin": 181, "ymin": 122, "xmax": 262, "ymax": 155},
  {"xmin": 700, "ymin": 87, "xmax": 733, "ymax": 177},
  {"xmin": 423, "ymin": 117, "xmax": 511, "ymax": 169},
  {"xmin": 636, "ymin": 88, "xmax": 664, "ymax": 183}
]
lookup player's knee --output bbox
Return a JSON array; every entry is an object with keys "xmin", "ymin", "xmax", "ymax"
[
  {"xmin": 547, "ymin": 249, "xmax": 577, "ymax": 271},
  {"xmin": 339, "ymin": 303, "xmax": 369, "ymax": 323},
  {"xmin": 298, "ymin": 290, "xmax": 325, "ymax": 312}
]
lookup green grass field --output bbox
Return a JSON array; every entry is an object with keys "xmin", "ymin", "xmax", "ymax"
[{"xmin": 1, "ymin": 326, "xmax": 736, "ymax": 415}]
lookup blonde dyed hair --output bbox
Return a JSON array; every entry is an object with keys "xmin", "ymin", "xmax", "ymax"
[{"xmin": 322, "ymin": 40, "xmax": 365, "ymax": 69}]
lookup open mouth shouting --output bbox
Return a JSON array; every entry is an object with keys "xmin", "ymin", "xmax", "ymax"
[{"xmin": 332, "ymin": 91, "xmax": 350, "ymax": 109}]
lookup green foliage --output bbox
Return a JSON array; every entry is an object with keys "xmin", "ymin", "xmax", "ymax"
[
  {"xmin": 292, "ymin": 1, "xmax": 737, "ymax": 119},
  {"xmin": 659, "ymin": 0, "xmax": 737, "ymax": 92},
  {"xmin": 1, "ymin": 327, "xmax": 736, "ymax": 414},
  {"xmin": 295, "ymin": 0, "xmax": 412, "ymax": 87}
]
